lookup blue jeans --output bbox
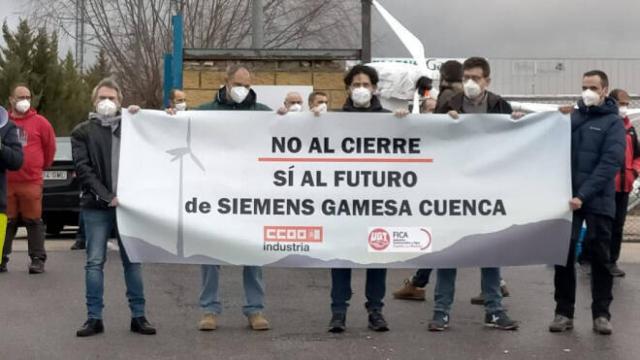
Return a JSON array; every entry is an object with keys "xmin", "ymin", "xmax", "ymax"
[
  {"xmin": 330, "ymin": 268, "xmax": 386, "ymax": 314},
  {"xmin": 84, "ymin": 208, "xmax": 146, "ymax": 320},
  {"xmin": 433, "ymin": 267, "xmax": 503, "ymax": 316},
  {"xmin": 199, "ymin": 265, "xmax": 265, "ymax": 316}
]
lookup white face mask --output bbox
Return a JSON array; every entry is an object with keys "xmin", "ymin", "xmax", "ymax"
[
  {"xmin": 96, "ymin": 99, "xmax": 118, "ymax": 117},
  {"xmin": 619, "ymin": 106, "xmax": 628, "ymax": 117},
  {"xmin": 314, "ymin": 103, "xmax": 328, "ymax": 113},
  {"xmin": 351, "ymin": 87, "xmax": 372, "ymax": 106},
  {"xmin": 581, "ymin": 89, "xmax": 601, "ymax": 107},
  {"xmin": 288, "ymin": 104, "xmax": 302, "ymax": 112},
  {"xmin": 15, "ymin": 99, "xmax": 30, "ymax": 114},
  {"xmin": 175, "ymin": 102, "xmax": 187, "ymax": 111},
  {"xmin": 463, "ymin": 79, "xmax": 483, "ymax": 99},
  {"xmin": 230, "ymin": 86, "xmax": 249, "ymax": 104}
]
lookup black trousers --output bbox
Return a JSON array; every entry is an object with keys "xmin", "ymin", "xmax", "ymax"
[
  {"xmin": 555, "ymin": 211, "xmax": 613, "ymax": 320},
  {"xmin": 611, "ymin": 192, "xmax": 629, "ymax": 264},
  {"xmin": 330, "ymin": 268, "xmax": 386, "ymax": 314},
  {"xmin": 411, "ymin": 268, "xmax": 433, "ymax": 287}
]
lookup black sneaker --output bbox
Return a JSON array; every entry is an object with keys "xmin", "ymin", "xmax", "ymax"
[
  {"xmin": 368, "ymin": 310, "xmax": 389, "ymax": 332},
  {"xmin": 0, "ymin": 257, "xmax": 8, "ymax": 273},
  {"xmin": 484, "ymin": 312, "xmax": 519, "ymax": 330},
  {"xmin": 328, "ymin": 313, "xmax": 346, "ymax": 333},
  {"xmin": 428, "ymin": 312, "xmax": 449, "ymax": 331},
  {"xmin": 76, "ymin": 319, "xmax": 104, "ymax": 337},
  {"xmin": 28, "ymin": 258, "xmax": 45, "ymax": 274},
  {"xmin": 131, "ymin": 316, "xmax": 157, "ymax": 335}
]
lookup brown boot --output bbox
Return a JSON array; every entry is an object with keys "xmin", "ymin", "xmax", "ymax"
[
  {"xmin": 198, "ymin": 313, "xmax": 217, "ymax": 331},
  {"xmin": 248, "ymin": 313, "xmax": 270, "ymax": 331},
  {"xmin": 392, "ymin": 278, "xmax": 426, "ymax": 301}
]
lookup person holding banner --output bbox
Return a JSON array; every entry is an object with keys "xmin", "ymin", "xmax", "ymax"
[
  {"xmin": 428, "ymin": 57, "xmax": 521, "ymax": 331},
  {"xmin": 277, "ymin": 92, "xmax": 304, "ymax": 114},
  {"xmin": 72, "ymin": 78, "xmax": 156, "ymax": 337},
  {"xmin": 183, "ymin": 64, "xmax": 272, "ymax": 331},
  {"xmin": 168, "ymin": 89, "xmax": 188, "ymax": 111},
  {"xmin": 308, "ymin": 91, "xmax": 329, "ymax": 114},
  {"xmin": 0, "ymin": 105, "xmax": 24, "ymax": 273},
  {"xmin": 328, "ymin": 64, "xmax": 391, "ymax": 333},
  {"xmin": 435, "ymin": 60, "xmax": 464, "ymax": 112},
  {"xmin": 550, "ymin": 71, "xmax": 625, "ymax": 335}
]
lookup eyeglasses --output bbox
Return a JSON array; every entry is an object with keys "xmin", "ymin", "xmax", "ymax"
[{"xmin": 463, "ymin": 75, "xmax": 485, "ymax": 82}]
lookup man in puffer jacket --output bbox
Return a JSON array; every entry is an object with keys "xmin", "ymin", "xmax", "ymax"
[{"xmin": 550, "ymin": 70, "xmax": 625, "ymax": 335}]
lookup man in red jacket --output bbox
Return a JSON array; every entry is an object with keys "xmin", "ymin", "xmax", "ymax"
[
  {"xmin": 608, "ymin": 89, "xmax": 640, "ymax": 278},
  {"xmin": 1, "ymin": 84, "xmax": 56, "ymax": 274}
]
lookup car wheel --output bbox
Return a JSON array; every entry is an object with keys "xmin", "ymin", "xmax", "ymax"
[{"xmin": 46, "ymin": 222, "xmax": 64, "ymax": 236}]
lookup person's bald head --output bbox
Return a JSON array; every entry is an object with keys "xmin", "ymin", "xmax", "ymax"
[
  {"xmin": 284, "ymin": 92, "xmax": 303, "ymax": 109},
  {"xmin": 226, "ymin": 65, "xmax": 252, "ymax": 89}
]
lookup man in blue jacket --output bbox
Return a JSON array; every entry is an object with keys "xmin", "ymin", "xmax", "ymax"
[{"xmin": 550, "ymin": 70, "xmax": 625, "ymax": 335}]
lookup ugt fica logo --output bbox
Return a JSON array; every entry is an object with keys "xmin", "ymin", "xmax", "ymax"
[
  {"xmin": 368, "ymin": 228, "xmax": 391, "ymax": 251},
  {"xmin": 368, "ymin": 227, "xmax": 433, "ymax": 253}
]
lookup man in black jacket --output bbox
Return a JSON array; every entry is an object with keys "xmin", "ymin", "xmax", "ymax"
[
  {"xmin": 328, "ymin": 65, "xmax": 390, "ymax": 334},
  {"xmin": 71, "ymin": 78, "xmax": 156, "ymax": 337},
  {"xmin": 428, "ymin": 57, "xmax": 520, "ymax": 332},
  {"xmin": 0, "ymin": 106, "xmax": 24, "ymax": 273},
  {"xmin": 550, "ymin": 70, "xmax": 625, "ymax": 335}
]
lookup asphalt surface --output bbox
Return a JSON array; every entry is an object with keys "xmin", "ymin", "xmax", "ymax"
[{"xmin": 1, "ymin": 239, "xmax": 639, "ymax": 360}]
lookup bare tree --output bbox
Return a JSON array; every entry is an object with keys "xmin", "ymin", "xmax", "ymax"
[{"xmin": 28, "ymin": 0, "xmax": 360, "ymax": 108}]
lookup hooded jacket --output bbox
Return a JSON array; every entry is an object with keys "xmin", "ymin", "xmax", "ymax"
[
  {"xmin": 614, "ymin": 115, "xmax": 640, "ymax": 193},
  {"xmin": 7, "ymin": 108, "xmax": 56, "ymax": 184},
  {"xmin": 571, "ymin": 97, "xmax": 626, "ymax": 218}
]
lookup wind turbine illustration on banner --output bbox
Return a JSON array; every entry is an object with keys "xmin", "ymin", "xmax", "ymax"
[{"xmin": 166, "ymin": 117, "xmax": 205, "ymax": 258}]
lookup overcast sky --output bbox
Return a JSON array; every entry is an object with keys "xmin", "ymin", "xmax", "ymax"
[
  {"xmin": 1, "ymin": 0, "xmax": 638, "ymax": 60},
  {"xmin": 373, "ymin": 0, "xmax": 640, "ymax": 58},
  {"xmin": 0, "ymin": 1, "xmax": 74, "ymax": 55}
]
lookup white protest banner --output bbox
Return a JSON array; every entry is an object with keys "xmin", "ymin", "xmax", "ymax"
[{"xmin": 117, "ymin": 110, "xmax": 572, "ymax": 268}]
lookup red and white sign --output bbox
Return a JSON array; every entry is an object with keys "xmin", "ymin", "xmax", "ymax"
[
  {"xmin": 264, "ymin": 226, "xmax": 323, "ymax": 243},
  {"xmin": 368, "ymin": 227, "xmax": 432, "ymax": 253}
]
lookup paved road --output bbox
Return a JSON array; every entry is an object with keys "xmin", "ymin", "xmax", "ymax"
[{"xmin": 1, "ymin": 241, "xmax": 639, "ymax": 360}]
